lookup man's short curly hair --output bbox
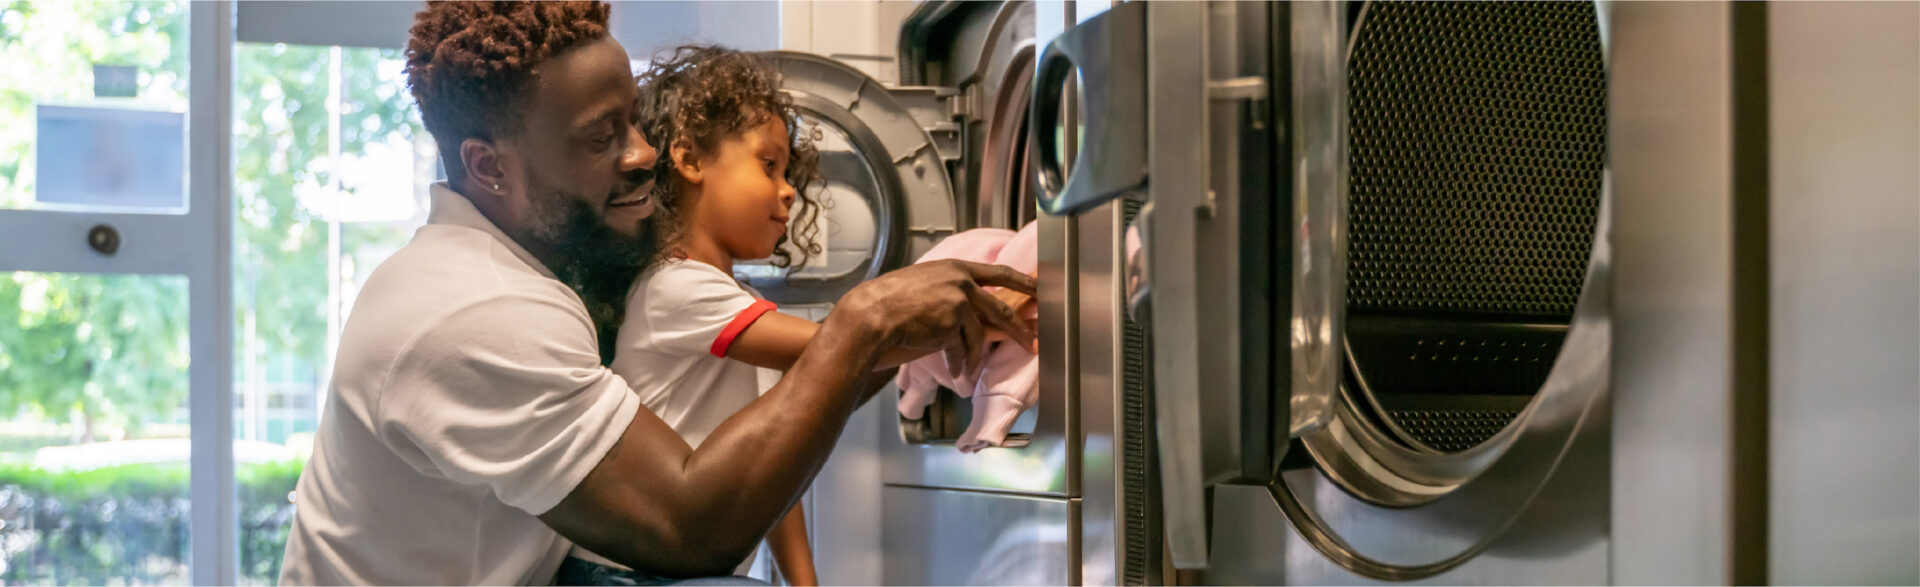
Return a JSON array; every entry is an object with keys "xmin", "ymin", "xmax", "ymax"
[
  {"xmin": 635, "ymin": 45, "xmax": 824, "ymax": 271},
  {"xmin": 404, "ymin": 1, "xmax": 611, "ymax": 178}
]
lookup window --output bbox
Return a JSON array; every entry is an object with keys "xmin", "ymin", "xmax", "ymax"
[
  {"xmin": 0, "ymin": 2, "xmax": 198, "ymax": 583},
  {"xmin": 230, "ymin": 42, "xmax": 431, "ymax": 584},
  {"xmin": 0, "ymin": 272, "xmax": 193, "ymax": 584}
]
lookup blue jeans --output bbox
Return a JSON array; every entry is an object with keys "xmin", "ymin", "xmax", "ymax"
[{"xmin": 554, "ymin": 556, "xmax": 767, "ymax": 586}]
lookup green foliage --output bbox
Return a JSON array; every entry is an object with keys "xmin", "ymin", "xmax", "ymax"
[
  {"xmin": 0, "ymin": 461, "xmax": 303, "ymax": 585},
  {"xmin": 231, "ymin": 36, "xmax": 418, "ymax": 391},
  {"xmin": 0, "ymin": 273, "xmax": 191, "ymax": 438},
  {"xmin": 238, "ymin": 459, "xmax": 304, "ymax": 582}
]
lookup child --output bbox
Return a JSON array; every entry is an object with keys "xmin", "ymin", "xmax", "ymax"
[{"xmin": 557, "ymin": 45, "xmax": 824, "ymax": 585}]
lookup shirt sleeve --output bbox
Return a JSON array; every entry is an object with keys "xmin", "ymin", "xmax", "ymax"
[
  {"xmin": 631, "ymin": 262, "xmax": 778, "ymax": 358},
  {"xmin": 374, "ymin": 292, "xmax": 641, "ymax": 516}
]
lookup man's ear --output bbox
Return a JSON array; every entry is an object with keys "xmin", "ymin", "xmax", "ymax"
[
  {"xmin": 670, "ymin": 138, "xmax": 703, "ymax": 185},
  {"xmin": 461, "ymin": 137, "xmax": 512, "ymax": 195}
]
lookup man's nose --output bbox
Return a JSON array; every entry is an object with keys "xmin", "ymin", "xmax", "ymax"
[{"xmin": 620, "ymin": 125, "xmax": 658, "ymax": 172}]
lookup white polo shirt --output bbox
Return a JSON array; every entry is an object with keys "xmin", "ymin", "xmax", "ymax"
[{"xmin": 279, "ymin": 183, "xmax": 641, "ymax": 585}]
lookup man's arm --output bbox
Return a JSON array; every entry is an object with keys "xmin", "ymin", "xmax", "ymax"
[
  {"xmin": 539, "ymin": 260, "xmax": 1036, "ymax": 578},
  {"xmin": 540, "ymin": 317, "xmax": 877, "ymax": 577}
]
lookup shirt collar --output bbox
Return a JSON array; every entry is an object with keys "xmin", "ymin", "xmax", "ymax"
[{"xmin": 427, "ymin": 181, "xmax": 558, "ymax": 280}]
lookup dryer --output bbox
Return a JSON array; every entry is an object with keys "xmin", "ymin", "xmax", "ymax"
[
  {"xmin": 1038, "ymin": 1, "xmax": 1919, "ymax": 584},
  {"xmin": 761, "ymin": 2, "xmax": 1145, "ymax": 584}
]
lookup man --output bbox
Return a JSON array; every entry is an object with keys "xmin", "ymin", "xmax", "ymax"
[{"xmin": 277, "ymin": 3, "xmax": 1035, "ymax": 584}]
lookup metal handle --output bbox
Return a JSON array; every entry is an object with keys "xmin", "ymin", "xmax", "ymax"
[{"xmin": 1031, "ymin": 1, "xmax": 1148, "ymax": 217}]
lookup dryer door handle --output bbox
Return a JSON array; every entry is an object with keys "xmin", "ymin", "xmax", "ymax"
[{"xmin": 1031, "ymin": 1, "xmax": 1148, "ymax": 217}]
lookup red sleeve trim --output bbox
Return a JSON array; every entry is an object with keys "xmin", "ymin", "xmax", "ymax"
[{"xmin": 710, "ymin": 299, "xmax": 779, "ymax": 358}]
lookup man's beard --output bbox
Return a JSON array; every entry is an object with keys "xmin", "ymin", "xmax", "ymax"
[
  {"xmin": 525, "ymin": 188, "xmax": 649, "ymax": 278},
  {"xmin": 524, "ymin": 187, "xmax": 653, "ymax": 364}
]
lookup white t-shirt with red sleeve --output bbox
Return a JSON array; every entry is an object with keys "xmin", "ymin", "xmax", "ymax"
[
  {"xmin": 569, "ymin": 258, "xmax": 780, "ymax": 572},
  {"xmin": 612, "ymin": 258, "xmax": 778, "ymax": 448}
]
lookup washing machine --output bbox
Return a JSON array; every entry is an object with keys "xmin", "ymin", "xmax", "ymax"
[
  {"xmin": 758, "ymin": 2, "xmax": 1157, "ymax": 584},
  {"xmin": 1038, "ymin": 0, "xmax": 1920, "ymax": 584}
]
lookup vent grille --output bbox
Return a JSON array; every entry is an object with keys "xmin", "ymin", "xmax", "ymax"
[
  {"xmin": 1389, "ymin": 408, "xmax": 1524, "ymax": 453},
  {"xmin": 1347, "ymin": 1, "xmax": 1606, "ymax": 317},
  {"xmin": 1120, "ymin": 195, "xmax": 1160, "ymax": 585}
]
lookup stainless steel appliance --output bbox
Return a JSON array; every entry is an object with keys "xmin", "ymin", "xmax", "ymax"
[
  {"xmin": 1036, "ymin": 0, "xmax": 1918, "ymax": 584},
  {"xmin": 787, "ymin": 0, "xmax": 1918, "ymax": 583},
  {"xmin": 1037, "ymin": 1, "xmax": 1612, "ymax": 582},
  {"xmin": 765, "ymin": 2, "xmax": 1127, "ymax": 584}
]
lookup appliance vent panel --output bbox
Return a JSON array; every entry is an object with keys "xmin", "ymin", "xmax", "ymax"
[{"xmin": 1347, "ymin": 1, "xmax": 1606, "ymax": 318}]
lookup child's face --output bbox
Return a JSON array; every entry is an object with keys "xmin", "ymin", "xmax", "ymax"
[{"xmin": 691, "ymin": 116, "xmax": 797, "ymax": 261}]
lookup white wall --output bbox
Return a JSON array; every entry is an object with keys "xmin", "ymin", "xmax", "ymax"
[
  {"xmin": 779, "ymin": 0, "xmax": 914, "ymax": 85},
  {"xmin": 610, "ymin": 1, "xmax": 781, "ymax": 59}
]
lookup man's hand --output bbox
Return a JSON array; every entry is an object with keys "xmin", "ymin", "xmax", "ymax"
[{"xmin": 829, "ymin": 260, "xmax": 1038, "ymax": 378}]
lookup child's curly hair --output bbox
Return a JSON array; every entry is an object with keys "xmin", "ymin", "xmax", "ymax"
[{"xmin": 634, "ymin": 45, "xmax": 824, "ymax": 271}]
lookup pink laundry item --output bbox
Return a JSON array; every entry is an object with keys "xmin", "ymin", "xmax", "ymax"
[
  {"xmin": 893, "ymin": 356, "xmax": 948, "ymax": 420},
  {"xmin": 995, "ymin": 220, "xmax": 1039, "ymax": 275},
  {"xmin": 955, "ymin": 334, "xmax": 1039, "ymax": 452},
  {"xmin": 893, "ymin": 228, "xmax": 1013, "ymax": 420},
  {"xmin": 895, "ymin": 222, "xmax": 1041, "ymax": 453}
]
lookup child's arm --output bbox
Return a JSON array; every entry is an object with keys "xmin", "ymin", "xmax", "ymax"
[
  {"xmin": 729, "ymin": 288, "xmax": 1038, "ymax": 372},
  {"xmin": 725, "ymin": 312, "xmax": 943, "ymax": 371},
  {"xmin": 769, "ymin": 504, "xmax": 817, "ymax": 586}
]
